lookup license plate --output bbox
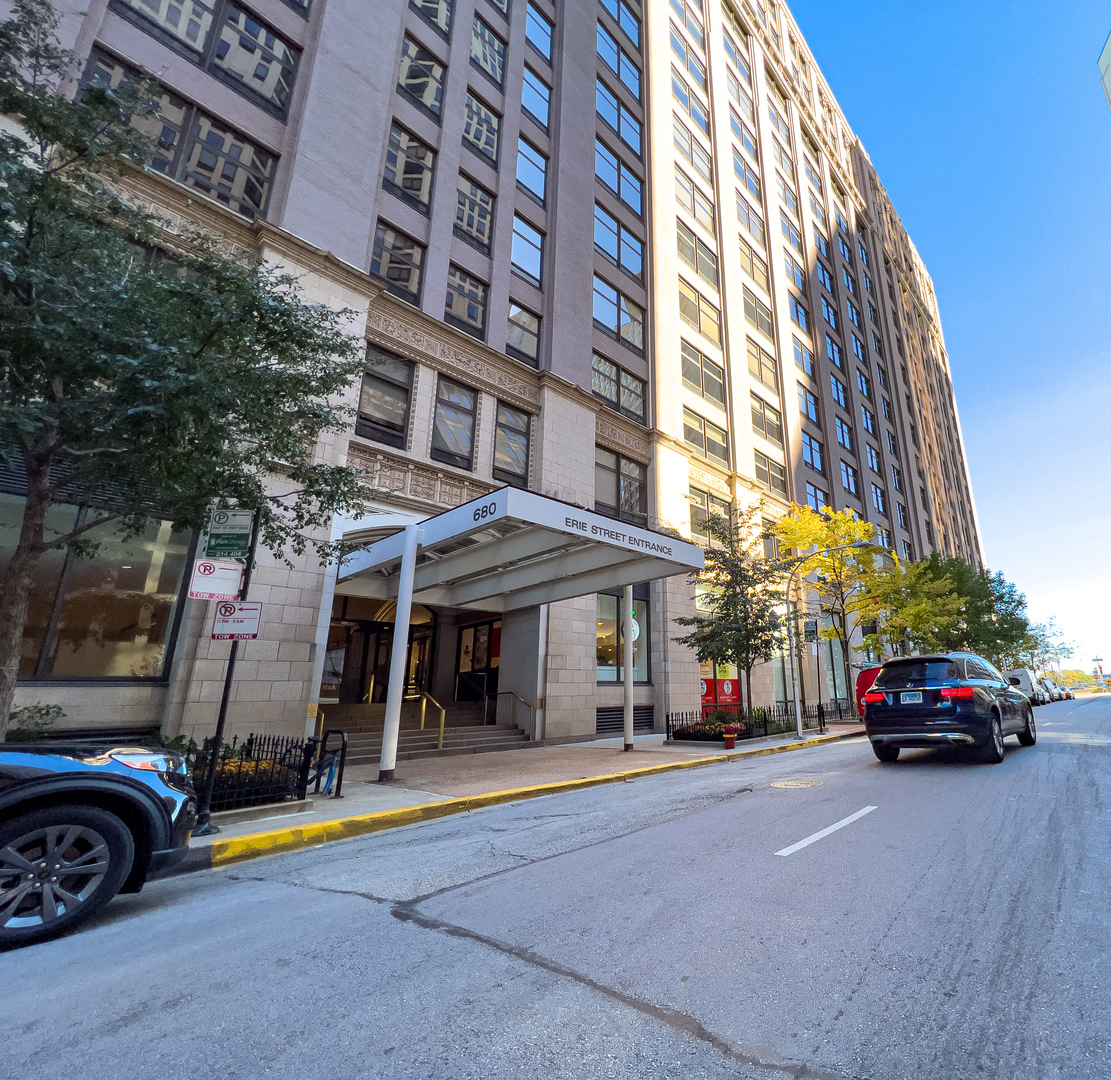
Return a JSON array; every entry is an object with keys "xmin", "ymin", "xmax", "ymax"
[{"xmin": 901, "ymin": 691, "xmax": 923, "ymax": 704}]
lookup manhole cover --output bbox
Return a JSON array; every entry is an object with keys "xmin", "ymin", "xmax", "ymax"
[{"xmin": 770, "ymin": 779, "xmax": 823, "ymax": 789}]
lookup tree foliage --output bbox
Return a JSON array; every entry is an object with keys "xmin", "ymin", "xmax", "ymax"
[
  {"xmin": 854, "ymin": 556, "xmax": 964, "ymax": 657},
  {"xmin": 673, "ymin": 505, "xmax": 785, "ymax": 709},
  {"xmin": 0, "ymin": 0, "xmax": 373, "ymax": 730}
]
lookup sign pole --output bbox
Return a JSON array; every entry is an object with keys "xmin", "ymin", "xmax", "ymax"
[
  {"xmin": 193, "ymin": 507, "xmax": 263, "ymax": 836},
  {"xmin": 623, "ymin": 585, "xmax": 635, "ymax": 751}
]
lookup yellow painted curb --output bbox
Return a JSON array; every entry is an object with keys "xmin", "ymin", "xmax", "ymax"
[{"xmin": 208, "ymin": 730, "xmax": 857, "ymax": 868}]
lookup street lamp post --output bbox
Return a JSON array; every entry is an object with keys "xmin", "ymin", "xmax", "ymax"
[{"xmin": 786, "ymin": 541, "xmax": 872, "ymax": 740}]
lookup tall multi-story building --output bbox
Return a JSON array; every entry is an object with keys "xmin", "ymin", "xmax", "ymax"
[{"xmin": 8, "ymin": 0, "xmax": 980, "ymax": 745}]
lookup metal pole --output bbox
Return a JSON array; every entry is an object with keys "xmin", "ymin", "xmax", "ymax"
[
  {"xmin": 378, "ymin": 524, "xmax": 421, "ymax": 782},
  {"xmin": 193, "ymin": 507, "xmax": 262, "ymax": 836},
  {"xmin": 623, "ymin": 585, "xmax": 634, "ymax": 751},
  {"xmin": 788, "ymin": 568, "xmax": 804, "ymax": 741}
]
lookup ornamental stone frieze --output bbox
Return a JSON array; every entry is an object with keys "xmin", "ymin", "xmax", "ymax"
[
  {"xmin": 345, "ymin": 441, "xmax": 496, "ymax": 511},
  {"xmin": 594, "ymin": 415, "xmax": 650, "ymax": 462}
]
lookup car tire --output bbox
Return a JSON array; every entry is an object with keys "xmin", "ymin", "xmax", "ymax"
[
  {"xmin": 1017, "ymin": 706, "xmax": 1037, "ymax": 747},
  {"xmin": 978, "ymin": 714, "xmax": 1005, "ymax": 764},
  {"xmin": 872, "ymin": 743, "xmax": 900, "ymax": 763},
  {"xmin": 0, "ymin": 804, "xmax": 135, "ymax": 951}
]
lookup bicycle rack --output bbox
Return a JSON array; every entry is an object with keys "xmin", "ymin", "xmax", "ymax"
[{"xmin": 313, "ymin": 730, "xmax": 349, "ymax": 798}]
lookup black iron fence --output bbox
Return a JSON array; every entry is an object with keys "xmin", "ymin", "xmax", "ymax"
[
  {"xmin": 666, "ymin": 700, "xmax": 859, "ymax": 744},
  {"xmin": 186, "ymin": 733, "xmax": 315, "ymax": 813}
]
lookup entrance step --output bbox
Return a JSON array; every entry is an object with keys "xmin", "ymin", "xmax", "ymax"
[
  {"xmin": 341, "ymin": 724, "xmax": 531, "ymax": 764},
  {"xmin": 320, "ymin": 701, "xmax": 491, "ymax": 734}
]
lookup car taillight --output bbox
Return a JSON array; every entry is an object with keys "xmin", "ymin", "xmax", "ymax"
[
  {"xmin": 940, "ymin": 687, "xmax": 975, "ymax": 700},
  {"xmin": 863, "ymin": 692, "xmax": 886, "ymax": 703}
]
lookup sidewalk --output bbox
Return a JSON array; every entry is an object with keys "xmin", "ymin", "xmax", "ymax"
[{"xmin": 175, "ymin": 722, "xmax": 864, "ymax": 873}]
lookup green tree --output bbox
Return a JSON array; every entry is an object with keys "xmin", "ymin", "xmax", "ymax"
[
  {"xmin": 854, "ymin": 555, "xmax": 964, "ymax": 657},
  {"xmin": 673, "ymin": 505, "xmax": 785, "ymax": 710},
  {"xmin": 772, "ymin": 506, "xmax": 877, "ymax": 681},
  {"xmin": 0, "ymin": 1, "xmax": 372, "ymax": 732}
]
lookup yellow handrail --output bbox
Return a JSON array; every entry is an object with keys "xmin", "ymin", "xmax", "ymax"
[{"xmin": 419, "ymin": 692, "xmax": 447, "ymax": 750}]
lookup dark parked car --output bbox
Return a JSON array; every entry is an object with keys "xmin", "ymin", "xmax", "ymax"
[
  {"xmin": 0, "ymin": 744, "xmax": 196, "ymax": 949},
  {"xmin": 863, "ymin": 653, "xmax": 1036, "ymax": 764}
]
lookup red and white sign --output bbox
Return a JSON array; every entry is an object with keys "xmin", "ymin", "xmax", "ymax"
[
  {"xmin": 211, "ymin": 601, "xmax": 263, "ymax": 640},
  {"xmin": 189, "ymin": 558, "xmax": 244, "ymax": 601}
]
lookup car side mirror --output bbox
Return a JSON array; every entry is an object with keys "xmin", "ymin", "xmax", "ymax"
[{"xmin": 1009, "ymin": 677, "xmax": 1021, "ymax": 687}]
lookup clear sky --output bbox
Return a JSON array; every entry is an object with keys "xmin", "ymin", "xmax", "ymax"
[{"xmin": 788, "ymin": 0, "xmax": 1111, "ymax": 676}]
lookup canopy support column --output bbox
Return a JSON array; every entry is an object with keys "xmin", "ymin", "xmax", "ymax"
[
  {"xmin": 379, "ymin": 524, "xmax": 421, "ymax": 782},
  {"xmin": 623, "ymin": 585, "xmax": 634, "ymax": 752}
]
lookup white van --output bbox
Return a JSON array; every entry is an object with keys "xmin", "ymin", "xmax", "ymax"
[{"xmin": 1006, "ymin": 668, "xmax": 1045, "ymax": 705}]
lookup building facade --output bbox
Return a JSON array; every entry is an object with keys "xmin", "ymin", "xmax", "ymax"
[{"xmin": 8, "ymin": 0, "xmax": 981, "ymax": 743}]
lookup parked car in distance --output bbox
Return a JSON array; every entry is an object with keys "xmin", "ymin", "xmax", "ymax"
[
  {"xmin": 1006, "ymin": 668, "xmax": 1047, "ymax": 706},
  {"xmin": 863, "ymin": 653, "xmax": 1036, "ymax": 764},
  {"xmin": 0, "ymin": 744, "xmax": 196, "ymax": 950},
  {"xmin": 855, "ymin": 665, "xmax": 883, "ymax": 719},
  {"xmin": 1038, "ymin": 678, "xmax": 1060, "ymax": 702}
]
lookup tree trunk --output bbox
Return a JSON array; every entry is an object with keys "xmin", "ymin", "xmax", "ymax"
[
  {"xmin": 0, "ymin": 452, "xmax": 51, "ymax": 737},
  {"xmin": 743, "ymin": 665, "xmax": 753, "ymax": 716},
  {"xmin": 835, "ymin": 615, "xmax": 851, "ymax": 704}
]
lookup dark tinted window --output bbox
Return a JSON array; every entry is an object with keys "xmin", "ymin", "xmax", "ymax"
[{"xmin": 875, "ymin": 660, "xmax": 959, "ymax": 688}]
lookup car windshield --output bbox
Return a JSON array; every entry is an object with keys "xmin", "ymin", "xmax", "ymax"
[{"xmin": 875, "ymin": 660, "xmax": 960, "ymax": 688}]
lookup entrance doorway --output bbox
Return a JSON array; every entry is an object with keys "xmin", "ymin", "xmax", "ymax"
[
  {"xmin": 455, "ymin": 618, "xmax": 500, "ymax": 703},
  {"xmin": 319, "ymin": 596, "xmax": 435, "ymax": 705}
]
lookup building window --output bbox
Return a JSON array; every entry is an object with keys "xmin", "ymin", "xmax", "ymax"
[
  {"xmin": 682, "ymin": 341, "xmax": 725, "ymax": 406},
  {"xmin": 690, "ymin": 487, "xmax": 731, "ymax": 548},
  {"xmin": 516, "ymin": 137, "xmax": 547, "ymax": 202},
  {"xmin": 736, "ymin": 191, "xmax": 765, "ymax": 246},
  {"xmin": 431, "ymin": 377, "xmax": 478, "ymax": 470},
  {"xmin": 0, "ymin": 492, "xmax": 192, "ymax": 681},
  {"xmin": 835, "ymin": 415, "xmax": 853, "ymax": 450},
  {"xmin": 815, "ymin": 231, "xmax": 830, "ymax": 258},
  {"xmin": 674, "ymin": 116, "xmax": 711, "ymax": 180},
  {"xmin": 507, "ymin": 304, "xmax": 541, "ymax": 366},
  {"xmin": 897, "ymin": 502, "xmax": 909, "ymax": 529},
  {"xmin": 830, "ymin": 374, "xmax": 847, "ymax": 408},
  {"xmin": 748, "ymin": 338, "xmax": 778, "ymax": 393},
  {"xmin": 526, "ymin": 1, "xmax": 553, "ymax": 60},
  {"xmin": 901, "ymin": 539, "xmax": 913, "ymax": 560},
  {"xmin": 733, "ymin": 149, "xmax": 761, "ymax": 200},
  {"xmin": 595, "ymin": 447, "xmax": 648, "ymax": 526},
  {"xmin": 670, "ymin": 22, "xmax": 706, "ymax": 89},
  {"xmin": 887, "ymin": 429, "xmax": 898, "ymax": 455},
  {"xmin": 872, "ymin": 329, "xmax": 884, "ymax": 355},
  {"xmin": 789, "ymin": 295, "xmax": 809, "ymax": 332},
  {"xmin": 802, "ymin": 431, "xmax": 824, "ymax": 473},
  {"xmin": 781, "ymin": 211, "xmax": 802, "ymax": 254},
  {"xmin": 684, "ymin": 408, "xmax": 729, "ymax": 466},
  {"xmin": 871, "ymin": 483, "xmax": 888, "ymax": 515},
  {"xmin": 798, "ymin": 383, "xmax": 819, "ymax": 424},
  {"xmin": 383, "ymin": 123, "xmax": 435, "ymax": 212},
  {"xmin": 821, "ymin": 296, "xmax": 839, "ymax": 330},
  {"xmin": 891, "ymin": 465, "xmax": 904, "ymax": 492},
  {"xmin": 672, "ymin": 67, "xmax": 708, "ymax": 133},
  {"xmin": 444, "ymin": 265, "xmax": 487, "ymax": 340},
  {"xmin": 809, "ymin": 191, "xmax": 828, "ymax": 230},
  {"xmin": 743, "ymin": 286, "xmax": 774, "ymax": 339},
  {"xmin": 598, "ymin": 140, "xmax": 643, "ymax": 216},
  {"xmin": 599, "ymin": 80, "xmax": 642, "ymax": 154},
  {"xmin": 861, "ymin": 406, "xmax": 876, "ymax": 434},
  {"xmin": 805, "ymin": 482, "xmax": 827, "ymax": 511},
  {"xmin": 86, "ymin": 51, "xmax": 276, "ymax": 219},
  {"xmin": 675, "ymin": 166, "xmax": 714, "ymax": 231},
  {"xmin": 826, "ymin": 335, "xmax": 843, "ymax": 369},
  {"xmin": 601, "ymin": 0, "xmax": 642, "ymax": 47},
  {"xmin": 794, "ymin": 336, "xmax": 815, "ymax": 377},
  {"xmin": 411, "ymin": 0, "xmax": 452, "ymax": 36},
  {"xmin": 112, "ymin": 1, "xmax": 300, "ymax": 117},
  {"xmin": 842, "ymin": 267, "xmax": 857, "ymax": 295},
  {"xmin": 522, "ymin": 66, "xmax": 550, "ymax": 127},
  {"xmin": 398, "ymin": 37, "xmax": 445, "ymax": 119},
  {"xmin": 357, "ymin": 348, "xmax": 413, "ymax": 448},
  {"xmin": 815, "ymin": 261, "xmax": 834, "ymax": 292},
  {"xmin": 676, "ymin": 0, "xmax": 706, "ymax": 47},
  {"xmin": 857, "ymin": 370, "xmax": 872, "ymax": 398},
  {"xmin": 840, "ymin": 461, "xmax": 859, "ymax": 496},
  {"xmin": 463, "ymin": 92, "xmax": 500, "ymax": 161},
  {"xmin": 726, "ymin": 66, "xmax": 754, "ymax": 122},
  {"xmin": 875, "ymin": 525, "xmax": 891, "ymax": 549},
  {"xmin": 676, "ymin": 219, "xmax": 717, "ymax": 287},
  {"xmin": 785, "ymin": 252, "xmax": 806, "ymax": 290},
  {"xmin": 751, "ymin": 393, "xmax": 783, "ymax": 445},
  {"xmin": 471, "ymin": 17, "xmax": 506, "ymax": 85},
  {"xmin": 595, "ymin": 204, "xmax": 643, "ymax": 279},
  {"xmin": 596, "ymin": 587, "xmax": 650, "ymax": 683},
  {"xmin": 851, "ymin": 334, "xmax": 866, "ymax": 362},
  {"xmin": 848, "ymin": 300, "xmax": 862, "ymax": 329},
  {"xmin": 592, "ymin": 354, "xmax": 646, "ymax": 422},
  {"xmin": 493, "ymin": 404, "xmax": 530, "ymax": 487},
  {"xmin": 454, "ymin": 175, "xmax": 495, "ymax": 253},
  {"xmin": 679, "ymin": 279, "xmax": 720, "ymax": 344},
  {"xmin": 738, "ymin": 235, "xmax": 769, "ymax": 290},
  {"xmin": 731, "ymin": 109, "xmax": 758, "ymax": 159},
  {"xmin": 592, "ymin": 275, "xmax": 644, "ymax": 352},
  {"xmin": 599, "ymin": 23, "xmax": 641, "ymax": 99},
  {"xmin": 839, "ymin": 235, "xmax": 853, "ymax": 263},
  {"xmin": 866, "ymin": 444, "xmax": 881, "ymax": 472},
  {"xmin": 755, "ymin": 450, "xmax": 787, "ymax": 495},
  {"xmin": 371, "ymin": 222, "xmax": 425, "ymax": 305},
  {"xmin": 776, "ymin": 172, "xmax": 799, "ymax": 218},
  {"xmin": 511, "ymin": 215, "xmax": 544, "ymax": 285}
]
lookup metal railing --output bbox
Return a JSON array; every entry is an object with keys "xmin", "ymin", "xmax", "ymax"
[
  {"xmin": 667, "ymin": 700, "xmax": 858, "ymax": 744},
  {"xmin": 186, "ymin": 732, "xmax": 314, "ymax": 813},
  {"xmin": 311, "ymin": 730, "xmax": 348, "ymax": 798},
  {"xmin": 419, "ymin": 691, "xmax": 447, "ymax": 750},
  {"xmin": 497, "ymin": 691, "xmax": 535, "ymax": 734}
]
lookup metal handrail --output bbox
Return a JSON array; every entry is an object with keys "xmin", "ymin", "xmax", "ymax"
[
  {"xmin": 419, "ymin": 692, "xmax": 447, "ymax": 750},
  {"xmin": 497, "ymin": 691, "xmax": 535, "ymax": 733}
]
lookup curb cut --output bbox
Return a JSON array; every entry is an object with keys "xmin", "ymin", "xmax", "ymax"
[{"xmin": 167, "ymin": 729, "xmax": 865, "ymax": 876}]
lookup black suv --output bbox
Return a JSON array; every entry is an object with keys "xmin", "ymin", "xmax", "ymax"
[
  {"xmin": 0, "ymin": 744, "xmax": 196, "ymax": 949},
  {"xmin": 863, "ymin": 653, "xmax": 1036, "ymax": 764}
]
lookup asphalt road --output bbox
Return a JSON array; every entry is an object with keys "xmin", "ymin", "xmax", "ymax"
[{"xmin": 5, "ymin": 697, "xmax": 1111, "ymax": 1080}]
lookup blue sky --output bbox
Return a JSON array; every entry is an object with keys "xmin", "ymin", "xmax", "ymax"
[{"xmin": 788, "ymin": 0, "xmax": 1111, "ymax": 676}]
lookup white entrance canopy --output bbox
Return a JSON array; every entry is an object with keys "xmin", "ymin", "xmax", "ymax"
[{"xmin": 337, "ymin": 486, "xmax": 704, "ymax": 611}]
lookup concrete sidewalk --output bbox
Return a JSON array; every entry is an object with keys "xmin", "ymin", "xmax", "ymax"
[{"xmin": 183, "ymin": 724, "xmax": 864, "ymax": 857}]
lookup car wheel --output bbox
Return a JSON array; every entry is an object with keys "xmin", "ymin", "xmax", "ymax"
[
  {"xmin": 978, "ymin": 714, "xmax": 1005, "ymax": 764},
  {"xmin": 872, "ymin": 743, "xmax": 900, "ymax": 763},
  {"xmin": 0, "ymin": 805, "xmax": 135, "ymax": 950},
  {"xmin": 1017, "ymin": 706, "xmax": 1037, "ymax": 747}
]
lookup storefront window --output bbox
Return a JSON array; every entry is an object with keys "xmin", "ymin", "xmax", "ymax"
[
  {"xmin": 596, "ymin": 587, "xmax": 649, "ymax": 683},
  {"xmin": 0, "ymin": 493, "xmax": 193, "ymax": 680}
]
